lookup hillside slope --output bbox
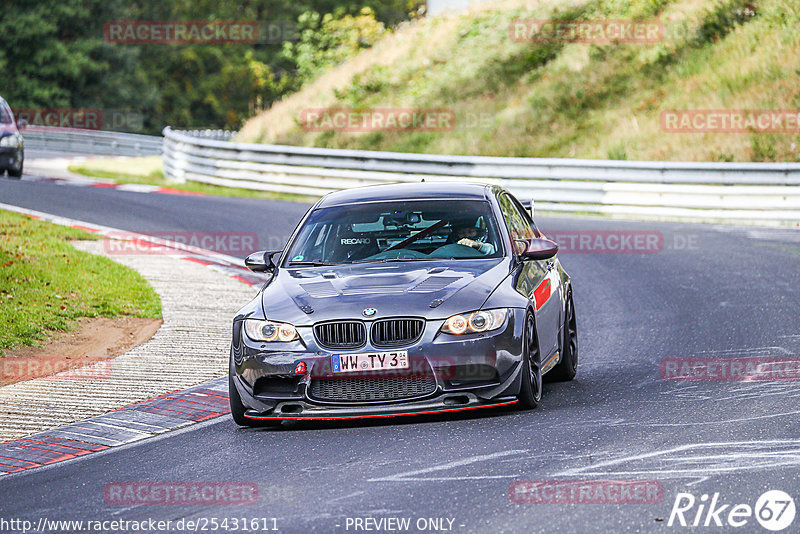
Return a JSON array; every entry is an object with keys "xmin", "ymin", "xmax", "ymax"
[{"xmin": 238, "ymin": 0, "xmax": 799, "ymax": 162}]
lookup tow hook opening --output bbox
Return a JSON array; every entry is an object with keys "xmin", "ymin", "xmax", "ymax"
[
  {"xmin": 443, "ymin": 395, "xmax": 470, "ymax": 406},
  {"xmin": 280, "ymin": 404, "xmax": 303, "ymax": 414}
]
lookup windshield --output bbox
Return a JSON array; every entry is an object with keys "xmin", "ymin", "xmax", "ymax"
[
  {"xmin": 284, "ymin": 199, "xmax": 503, "ymax": 266},
  {"xmin": 0, "ymin": 103, "xmax": 12, "ymax": 125}
]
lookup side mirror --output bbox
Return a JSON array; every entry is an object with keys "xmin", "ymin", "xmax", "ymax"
[
  {"xmin": 515, "ymin": 238, "xmax": 559, "ymax": 261},
  {"xmin": 244, "ymin": 250, "xmax": 279, "ymax": 273},
  {"xmin": 17, "ymin": 119, "xmax": 28, "ymax": 131}
]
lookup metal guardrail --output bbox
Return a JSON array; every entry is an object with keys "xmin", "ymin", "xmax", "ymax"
[
  {"xmin": 162, "ymin": 127, "xmax": 800, "ymax": 226},
  {"xmin": 23, "ymin": 127, "xmax": 162, "ymax": 157}
]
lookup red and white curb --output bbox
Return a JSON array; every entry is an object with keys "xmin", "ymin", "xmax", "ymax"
[
  {"xmin": 0, "ymin": 203, "xmax": 268, "ymax": 473},
  {"xmin": 22, "ymin": 157, "xmax": 204, "ymax": 196},
  {"xmin": 0, "ymin": 203, "xmax": 264, "ymax": 287},
  {"xmin": 0, "ymin": 378, "xmax": 230, "ymax": 475},
  {"xmin": 23, "ymin": 174, "xmax": 204, "ymax": 196}
]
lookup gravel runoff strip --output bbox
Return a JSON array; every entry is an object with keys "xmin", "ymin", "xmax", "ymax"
[{"xmin": 0, "ymin": 203, "xmax": 260, "ymax": 448}]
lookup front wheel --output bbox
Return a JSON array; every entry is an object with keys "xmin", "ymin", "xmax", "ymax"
[
  {"xmin": 228, "ymin": 374, "xmax": 281, "ymax": 428},
  {"xmin": 547, "ymin": 289, "xmax": 578, "ymax": 382},
  {"xmin": 8, "ymin": 159, "xmax": 23, "ymax": 179},
  {"xmin": 517, "ymin": 313, "xmax": 542, "ymax": 409}
]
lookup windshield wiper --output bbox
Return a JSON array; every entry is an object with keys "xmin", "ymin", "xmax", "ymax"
[
  {"xmin": 350, "ymin": 257, "xmax": 443, "ymax": 264},
  {"xmin": 287, "ymin": 260, "xmax": 339, "ymax": 266},
  {"xmin": 384, "ymin": 219, "xmax": 450, "ymax": 252}
]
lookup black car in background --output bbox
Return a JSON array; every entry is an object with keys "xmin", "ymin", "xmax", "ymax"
[
  {"xmin": 230, "ymin": 183, "xmax": 578, "ymax": 425},
  {"xmin": 0, "ymin": 97, "xmax": 24, "ymax": 178}
]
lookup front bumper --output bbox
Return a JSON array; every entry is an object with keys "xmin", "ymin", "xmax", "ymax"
[
  {"xmin": 230, "ymin": 308, "xmax": 527, "ymax": 420},
  {"xmin": 243, "ymin": 394, "xmax": 519, "ymax": 421}
]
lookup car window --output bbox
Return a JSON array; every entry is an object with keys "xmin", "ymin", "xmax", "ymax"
[
  {"xmin": 284, "ymin": 200, "xmax": 504, "ymax": 265},
  {"xmin": 510, "ymin": 196, "xmax": 540, "ymax": 236},
  {"xmin": 498, "ymin": 193, "xmax": 535, "ymax": 245},
  {"xmin": 0, "ymin": 102, "xmax": 12, "ymax": 125}
]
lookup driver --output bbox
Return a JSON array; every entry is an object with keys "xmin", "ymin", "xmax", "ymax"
[{"xmin": 452, "ymin": 218, "xmax": 495, "ymax": 254}]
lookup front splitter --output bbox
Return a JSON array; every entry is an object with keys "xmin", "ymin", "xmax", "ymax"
[{"xmin": 243, "ymin": 395, "xmax": 518, "ymax": 421}]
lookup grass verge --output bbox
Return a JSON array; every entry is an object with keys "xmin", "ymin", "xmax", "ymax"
[
  {"xmin": 67, "ymin": 157, "xmax": 320, "ymax": 203},
  {"xmin": 238, "ymin": 0, "xmax": 800, "ymax": 162},
  {"xmin": 0, "ymin": 210, "xmax": 162, "ymax": 354}
]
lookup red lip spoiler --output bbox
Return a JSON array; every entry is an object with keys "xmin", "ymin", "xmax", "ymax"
[{"xmin": 244, "ymin": 399, "xmax": 518, "ymax": 421}]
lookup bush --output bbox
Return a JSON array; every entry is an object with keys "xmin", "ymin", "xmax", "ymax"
[{"xmin": 285, "ymin": 8, "xmax": 387, "ymax": 82}]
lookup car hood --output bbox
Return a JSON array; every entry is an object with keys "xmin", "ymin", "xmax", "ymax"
[{"xmin": 260, "ymin": 258, "xmax": 511, "ymax": 324}]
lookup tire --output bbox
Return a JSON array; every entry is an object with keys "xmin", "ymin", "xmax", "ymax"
[
  {"xmin": 228, "ymin": 374, "xmax": 281, "ymax": 428},
  {"xmin": 8, "ymin": 161, "xmax": 22, "ymax": 179},
  {"xmin": 517, "ymin": 312, "xmax": 542, "ymax": 409},
  {"xmin": 546, "ymin": 289, "xmax": 578, "ymax": 382}
]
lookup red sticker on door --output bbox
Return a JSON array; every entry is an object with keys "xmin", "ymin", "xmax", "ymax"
[{"xmin": 533, "ymin": 278, "xmax": 551, "ymax": 310}]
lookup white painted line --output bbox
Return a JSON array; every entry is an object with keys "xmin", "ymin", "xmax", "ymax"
[
  {"xmin": 661, "ymin": 381, "xmax": 800, "ymax": 403},
  {"xmin": 368, "ymin": 450, "xmax": 527, "ymax": 482},
  {"xmin": 72, "ymin": 421, "xmax": 153, "ymax": 437},
  {"xmin": 43, "ymin": 430, "xmax": 128, "ymax": 446},
  {"xmin": 326, "ymin": 491, "xmax": 365, "ymax": 504},
  {"xmin": 610, "ymin": 409, "xmax": 800, "ymax": 427},
  {"xmin": 114, "ymin": 184, "xmax": 161, "ymax": 193},
  {"xmin": 557, "ymin": 439, "xmax": 800, "ymax": 480},
  {"xmin": 92, "ymin": 417, "xmax": 174, "ymax": 434},
  {"xmin": 694, "ymin": 346, "xmax": 792, "ymax": 356}
]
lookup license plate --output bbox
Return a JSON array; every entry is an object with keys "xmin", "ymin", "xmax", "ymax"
[{"xmin": 332, "ymin": 351, "xmax": 409, "ymax": 373}]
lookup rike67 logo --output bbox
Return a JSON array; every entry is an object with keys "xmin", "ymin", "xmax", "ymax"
[{"xmin": 669, "ymin": 490, "xmax": 796, "ymax": 531}]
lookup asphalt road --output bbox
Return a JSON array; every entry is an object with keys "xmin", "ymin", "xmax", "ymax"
[
  {"xmin": 2, "ymin": 171, "xmax": 800, "ymax": 533},
  {"xmin": 0, "ymin": 173, "xmax": 305, "ymax": 253}
]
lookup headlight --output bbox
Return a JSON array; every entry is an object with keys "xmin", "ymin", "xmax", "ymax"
[
  {"xmin": 0, "ymin": 135, "xmax": 19, "ymax": 148},
  {"xmin": 441, "ymin": 309, "xmax": 508, "ymax": 335},
  {"xmin": 243, "ymin": 319, "xmax": 298, "ymax": 342}
]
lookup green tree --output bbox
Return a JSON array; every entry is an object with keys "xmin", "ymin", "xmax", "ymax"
[
  {"xmin": 0, "ymin": 0, "xmax": 414, "ymax": 133},
  {"xmin": 285, "ymin": 7, "xmax": 387, "ymax": 83}
]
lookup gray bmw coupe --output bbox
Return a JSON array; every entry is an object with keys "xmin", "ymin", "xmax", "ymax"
[{"xmin": 229, "ymin": 183, "xmax": 577, "ymax": 425}]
